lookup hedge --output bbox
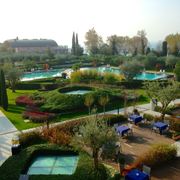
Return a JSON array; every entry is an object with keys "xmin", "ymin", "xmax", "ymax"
[{"xmin": 0, "ymin": 144, "xmax": 112, "ymax": 180}]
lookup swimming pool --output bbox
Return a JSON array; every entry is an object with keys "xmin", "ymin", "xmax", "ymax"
[
  {"xmin": 27, "ymin": 155, "xmax": 79, "ymax": 175},
  {"xmin": 21, "ymin": 66, "xmax": 167, "ymax": 81},
  {"xmin": 21, "ymin": 69, "xmax": 65, "ymax": 81},
  {"xmin": 134, "ymin": 72, "xmax": 167, "ymax": 80},
  {"xmin": 94, "ymin": 67, "xmax": 167, "ymax": 80}
]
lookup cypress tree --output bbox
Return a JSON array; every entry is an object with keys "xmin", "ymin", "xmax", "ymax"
[
  {"xmin": 75, "ymin": 33, "xmax": 80, "ymax": 55},
  {"xmin": 71, "ymin": 32, "xmax": 76, "ymax": 55},
  {"xmin": 0, "ymin": 70, "xmax": 8, "ymax": 111},
  {"xmin": 162, "ymin": 41, "xmax": 167, "ymax": 56}
]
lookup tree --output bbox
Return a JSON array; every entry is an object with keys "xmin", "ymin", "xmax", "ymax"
[
  {"xmin": 121, "ymin": 60, "xmax": 143, "ymax": 80},
  {"xmin": 84, "ymin": 28, "xmax": 103, "ymax": 54},
  {"xmin": 165, "ymin": 55, "xmax": 178, "ymax": 70},
  {"xmin": 3, "ymin": 63, "xmax": 23, "ymax": 92},
  {"xmin": 71, "ymin": 116, "xmax": 118, "ymax": 170},
  {"xmin": 71, "ymin": 32, "xmax": 76, "ymax": 55},
  {"xmin": 72, "ymin": 63, "xmax": 81, "ymax": 72},
  {"xmin": 0, "ymin": 70, "xmax": 8, "ymax": 111},
  {"xmin": 174, "ymin": 61, "xmax": 180, "ymax": 81},
  {"xmin": 144, "ymin": 81, "xmax": 179, "ymax": 120},
  {"xmin": 84, "ymin": 94, "xmax": 94, "ymax": 115},
  {"xmin": 162, "ymin": 41, "xmax": 167, "ymax": 56},
  {"xmin": 137, "ymin": 30, "xmax": 148, "ymax": 55},
  {"xmin": 98, "ymin": 95, "xmax": 109, "ymax": 115}
]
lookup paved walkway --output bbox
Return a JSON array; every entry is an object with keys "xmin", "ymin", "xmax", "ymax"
[
  {"xmin": 0, "ymin": 98, "xmax": 179, "ymax": 166},
  {"xmin": 0, "ymin": 111, "xmax": 18, "ymax": 166}
]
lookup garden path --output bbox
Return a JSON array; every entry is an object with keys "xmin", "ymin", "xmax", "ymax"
[{"xmin": 0, "ymin": 110, "xmax": 18, "ymax": 166}]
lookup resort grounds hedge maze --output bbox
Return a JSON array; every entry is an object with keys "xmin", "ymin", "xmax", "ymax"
[{"xmin": 0, "ymin": 144, "xmax": 114, "ymax": 180}]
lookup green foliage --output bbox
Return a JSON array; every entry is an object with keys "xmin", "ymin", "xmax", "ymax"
[
  {"xmin": 135, "ymin": 144, "xmax": 177, "ymax": 167},
  {"xmin": 0, "ymin": 144, "xmax": 111, "ymax": 180},
  {"xmin": 103, "ymin": 73, "xmax": 120, "ymax": 84},
  {"xmin": 41, "ymin": 90, "xmax": 85, "ymax": 113},
  {"xmin": 121, "ymin": 60, "xmax": 143, "ymax": 80},
  {"xmin": 71, "ymin": 116, "xmax": 118, "ymax": 170},
  {"xmin": 144, "ymin": 80, "xmax": 179, "ymax": 120},
  {"xmin": 3, "ymin": 63, "xmax": 23, "ymax": 92},
  {"xmin": 174, "ymin": 61, "xmax": 180, "ymax": 81},
  {"xmin": 19, "ymin": 131, "xmax": 47, "ymax": 148},
  {"xmin": 143, "ymin": 113, "xmax": 154, "ymax": 121},
  {"xmin": 0, "ymin": 69, "xmax": 8, "ymax": 110}
]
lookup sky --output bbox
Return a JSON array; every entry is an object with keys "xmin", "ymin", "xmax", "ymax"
[{"xmin": 0, "ymin": 0, "xmax": 180, "ymax": 47}]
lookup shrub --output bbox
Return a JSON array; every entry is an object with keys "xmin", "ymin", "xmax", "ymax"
[
  {"xmin": 103, "ymin": 73, "xmax": 122, "ymax": 85},
  {"xmin": 143, "ymin": 113, "xmax": 154, "ymax": 121},
  {"xmin": 42, "ymin": 127, "xmax": 72, "ymax": 146},
  {"xmin": 168, "ymin": 116, "xmax": 180, "ymax": 132},
  {"xmin": 102, "ymin": 114, "xmax": 127, "ymax": 126},
  {"xmin": 134, "ymin": 144, "xmax": 177, "ymax": 168},
  {"xmin": 15, "ymin": 95, "xmax": 35, "ymax": 106},
  {"xmin": 22, "ymin": 111, "xmax": 55, "ymax": 123},
  {"xmin": 19, "ymin": 131, "xmax": 47, "ymax": 148}
]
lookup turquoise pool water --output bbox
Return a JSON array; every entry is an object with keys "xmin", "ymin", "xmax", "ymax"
[
  {"xmin": 21, "ymin": 69, "xmax": 64, "ymax": 81},
  {"xmin": 27, "ymin": 155, "xmax": 79, "ymax": 175},
  {"xmin": 64, "ymin": 90, "xmax": 92, "ymax": 95},
  {"xmin": 21, "ymin": 66, "xmax": 167, "ymax": 81},
  {"xmin": 135, "ymin": 72, "xmax": 167, "ymax": 80},
  {"xmin": 95, "ymin": 67, "xmax": 166, "ymax": 80}
]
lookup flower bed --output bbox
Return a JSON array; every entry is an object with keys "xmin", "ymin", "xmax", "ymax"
[
  {"xmin": 22, "ymin": 111, "xmax": 55, "ymax": 123},
  {"xmin": 16, "ymin": 95, "xmax": 35, "ymax": 106}
]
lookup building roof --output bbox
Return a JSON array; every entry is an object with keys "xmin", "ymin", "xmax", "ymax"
[{"xmin": 7, "ymin": 39, "xmax": 58, "ymax": 48}]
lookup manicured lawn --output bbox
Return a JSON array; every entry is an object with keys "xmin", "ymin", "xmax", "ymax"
[
  {"xmin": 1, "ymin": 88, "xmax": 149, "ymax": 131},
  {"xmin": 1, "ymin": 89, "xmax": 41, "ymax": 130}
]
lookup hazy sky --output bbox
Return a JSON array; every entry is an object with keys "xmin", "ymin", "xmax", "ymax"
[{"xmin": 0, "ymin": 0, "xmax": 180, "ymax": 47}]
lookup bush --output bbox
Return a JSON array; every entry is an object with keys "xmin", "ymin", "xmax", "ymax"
[
  {"xmin": 168, "ymin": 116, "xmax": 180, "ymax": 132},
  {"xmin": 15, "ymin": 95, "xmax": 35, "ymax": 106},
  {"xmin": 143, "ymin": 113, "xmax": 154, "ymax": 121},
  {"xmin": 19, "ymin": 131, "xmax": 47, "ymax": 148},
  {"xmin": 102, "ymin": 114, "xmax": 127, "ymax": 126},
  {"xmin": 134, "ymin": 144, "xmax": 177, "ymax": 168},
  {"xmin": 22, "ymin": 111, "xmax": 55, "ymax": 123}
]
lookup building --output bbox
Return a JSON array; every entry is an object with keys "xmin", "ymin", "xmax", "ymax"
[{"xmin": 5, "ymin": 39, "xmax": 60, "ymax": 53}]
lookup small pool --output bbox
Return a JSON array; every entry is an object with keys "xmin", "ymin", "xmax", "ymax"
[
  {"xmin": 27, "ymin": 155, "xmax": 79, "ymax": 175},
  {"xmin": 134, "ymin": 72, "xmax": 167, "ymax": 80},
  {"xmin": 64, "ymin": 90, "xmax": 92, "ymax": 95},
  {"xmin": 21, "ymin": 69, "xmax": 64, "ymax": 81}
]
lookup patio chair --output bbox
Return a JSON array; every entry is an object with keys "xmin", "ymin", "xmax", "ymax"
[
  {"xmin": 151, "ymin": 126, "xmax": 159, "ymax": 133},
  {"xmin": 143, "ymin": 165, "xmax": 151, "ymax": 177},
  {"xmin": 127, "ymin": 123, "xmax": 133, "ymax": 135}
]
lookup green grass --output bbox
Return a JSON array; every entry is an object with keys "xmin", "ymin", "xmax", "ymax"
[
  {"xmin": 1, "ymin": 88, "xmax": 150, "ymax": 131},
  {"xmin": 1, "ymin": 89, "xmax": 41, "ymax": 130}
]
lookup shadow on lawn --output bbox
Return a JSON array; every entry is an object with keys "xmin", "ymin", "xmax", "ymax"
[{"xmin": 7, "ymin": 104, "xmax": 25, "ymax": 113}]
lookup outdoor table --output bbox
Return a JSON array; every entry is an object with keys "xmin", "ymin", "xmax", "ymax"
[
  {"xmin": 116, "ymin": 125, "xmax": 130, "ymax": 136},
  {"xmin": 129, "ymin": 115, "xmax": 143, "ymax": 124},
  {"xmin": 125, "ymin": 169, "xmax": 149, "ymax": 180},
  {"xmin": 153, "ymin": 122, "xmax": 168, "ymax": 134}
]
